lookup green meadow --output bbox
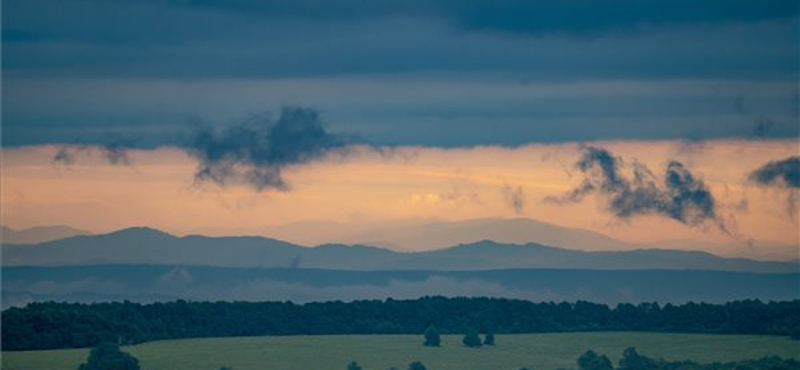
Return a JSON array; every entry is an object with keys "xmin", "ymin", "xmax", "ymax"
[{"xmin": 4, "ymin": 332, "xmax": 799, "ymax": 370}]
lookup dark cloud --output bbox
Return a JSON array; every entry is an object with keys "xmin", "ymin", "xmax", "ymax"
[
  {"xmin": 52, "ymin": 147, "xmax": 76, "ymax": 166},
  {"xmin": 501, "ymin": 184, "xmax": 525, "ymax": 214},
  {"xmin": 748, "ymin": 156, "xmax": 800, "ymax": 219},
  {"xmin": 548, "ymin": 146, "xmax": 721, "ymax": 229},
  {"xmin": 187, "ymin": 106, "xmax": 351, "ymax": 191},
  {"xmin": 748, "ymin": 156, "xmax": 800, "ymax": 188},
  {"xmin": 51, "ymin": 138, "xmax": 137, "ymax": 167},
  {"xmin": 99, "ymin": 139, "xmax": 136, "ymax": 166}
]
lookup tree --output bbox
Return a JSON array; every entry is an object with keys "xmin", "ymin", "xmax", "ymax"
[
  {"xmin": 78, "ymin": 342, "xmax": 140, "ymax": 370},
  {"xmin": 423, "ymin": 325, "xmax": 441, "ymax": 347},
  {"xmin": 618, "ymin": 347, "xmax": 658, "ymax": 370},
  {"xmin": 483, "ymin": 332, "xmax": 495, "ymax": 346},
  {"xmin": 577, "ymin": 350, "xmax": 613, "ymax": 370},
  {"xmin": 407, "ymin": 361, "xmax": 427, "ymax": 370},
  {"xmin": 347, "ymin": 361, "xmax": 363, "ymax": 370},
  {"xmin": 462, "ymin": 329, "xmax": 482, "ymax": 348}
]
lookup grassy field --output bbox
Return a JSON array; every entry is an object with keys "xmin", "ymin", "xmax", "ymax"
[{"xmin": 3, "ymin": 332, "xmax": 799, "ymax": 370}]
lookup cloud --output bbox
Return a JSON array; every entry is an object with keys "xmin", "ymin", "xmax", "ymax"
[
  {"xmin": 187, "ymin": 106, "xmax": 352, "ymax": 191},
  {"xmin": 52, "ymin": 147, "xmax": 76, "ymax": 166},
  {"xmin": 501, "ymin": 184, "xmax": 525, "ymax": 214},
  {"xmin": 51, "ymin": 138, "xmax": 137, "ymax": 167},
  {"xmin": 748, "ymin": 156, "xmax": 800, "ymax": 188},
  {"xmin": 100, "ymin": 139, "xmax": 136, "ymax": 165},
  {"xmin": 548, "ymin": 146, "xmax": 722, "ymax": 229},
  {"xmin": 47, "ymin": 106, "xmax": 353, "ymax": 191},
  {"xmin": 748, "ymin": 156, "xmax": 800, "ymax": 219}
]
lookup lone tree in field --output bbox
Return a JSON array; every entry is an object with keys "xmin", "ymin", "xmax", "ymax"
[
  {"xmin": 423, "ymin": 325, "xmax": 441, "ymax": 347},
  {"xmin": 483, "ymin": 331, "xmax": 495, "ymax": 346},
  {"xmin": 617, "ymin": 347, "xmax": 658, "ymax": 370},
  {"xmin": 462, "ymin": 329, "xmax": 482, "ymax": 348},
  {"xmin": 346, "ymin": 361, "xmax": 362, "ymax": 370},
  {"xmin": 577, "ymin": 350, "xmax": 613, "ymax": 370},
  {"xmin": 407, "ymin": 361, "xmax": 427, "ymax": 370},
  {"xmin": 78, "ymin": 342, "xmax": 140, "ymax": 370}
]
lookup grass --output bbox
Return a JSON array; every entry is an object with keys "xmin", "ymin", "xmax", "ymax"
[{"xmin": 3, "ymin": 332, "xmax": 799, "ymax": 370}]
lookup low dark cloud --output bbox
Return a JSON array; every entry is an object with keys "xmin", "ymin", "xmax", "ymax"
[
  {"xmin": 501, "ymin": 185, "xmax": 525, "ymax": 214},
  {"xmin": 52, "ymin": 147, "xmax": 76, "ymax": 166},
  {"xmin": 548, "ymin": 146, "xmax": 722, "ymax": 229},
  {"xmin": 187, "ymin": 106, "xmax": 351, "ymax": 191},
  {"xmin": 100, "ymin": 139, "xmax": 136, "ymax": 166},
  {"xmin": 748, "ymin": 156, "xmax": 800, "ymax": 188},
  {"xmin": 52, "ymin": 138, "xmax": 137, "ymax": 167},
  {"xmin": 748, "ymin": 156, "xmax": 799, "ymax": 219}
]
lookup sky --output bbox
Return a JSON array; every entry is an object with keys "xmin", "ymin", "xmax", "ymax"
[{"xmin": 2, "ymin": 0, "xmax": 799, "ymax": 254}]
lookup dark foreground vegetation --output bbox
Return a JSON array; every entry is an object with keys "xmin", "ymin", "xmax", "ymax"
[{"xmin": 4, "ymin": 297, "xmax": 799, "ymax": 351}]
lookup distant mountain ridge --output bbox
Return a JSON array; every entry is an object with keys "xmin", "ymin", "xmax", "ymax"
[
  {"xmin": 1, "ymin": 225, "xmax": 90, "ymax": 244},
  {"xmin": 262, "ymin": 217, "xmax": 635, "ymax": 251},
  {"xmin": 3, "ymin": 227, "xmax": 797, "ymax": 273},
  {"xmin": 256, "ymin": 217, "xmax": 798, "ymax": 260},
  {"xmin": 4, "ymin": 265, "xmax": 798, "ymax": 308}
]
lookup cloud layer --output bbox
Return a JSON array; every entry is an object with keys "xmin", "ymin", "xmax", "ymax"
[{"xmin": 3, "ymin": 0, "xmax": 798, "ymax": 148}]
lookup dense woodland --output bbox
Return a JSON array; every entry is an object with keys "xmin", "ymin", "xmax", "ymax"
[{"xmin": 3, "ymin": 297, "xmax": 799, "ymax": 351}]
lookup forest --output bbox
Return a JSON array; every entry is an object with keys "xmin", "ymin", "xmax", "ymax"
[{"xmin": 4, "ymin": 297, "xmax": 799, "ymax": 351}]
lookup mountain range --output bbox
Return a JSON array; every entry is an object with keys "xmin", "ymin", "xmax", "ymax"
[
  {"xmin": 231, "ymin": 218, "xmax": 798, "ymax": 260},
  {"xmin": 4, "ymin": 227, "xmax": 797, "ymax": 273}
]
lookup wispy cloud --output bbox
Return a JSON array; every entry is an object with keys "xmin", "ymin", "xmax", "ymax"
[
  {"xmin": 501, "ymin": 184, "xmax": 525, "ymax": 214},
  {"xmin": 52, "ymin": 138, "xmax": 138, "ymax": 167}
]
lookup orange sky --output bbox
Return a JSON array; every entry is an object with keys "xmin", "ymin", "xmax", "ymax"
[{"xmin": 2, "ymin": 140, "xmax": 798, "ymax": 255}]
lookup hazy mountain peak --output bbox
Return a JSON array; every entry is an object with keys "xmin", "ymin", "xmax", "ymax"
[
  {"xmin": 1, "ymin": 225, "xmax": 90, "ymax": 244},
  {"xmin": 103, "ymin": 226, "xmax": 175, "ymax": 239},
  {"xmin": 313, "ymin": 243, "xmax": 393, "ymax": 252}
]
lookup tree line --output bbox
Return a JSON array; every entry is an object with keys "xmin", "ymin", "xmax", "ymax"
[{"xmin": 3, "ymin": 297, "xmax": 799, "ymax": 351}]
